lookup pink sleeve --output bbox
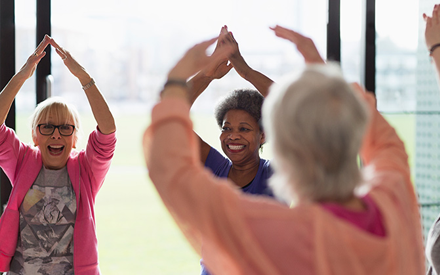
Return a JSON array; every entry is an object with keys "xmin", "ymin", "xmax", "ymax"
[
  {"xmin": 359, "ymin": 91, "xmax": 412, "ymax": 192},
  {"xmin": 0, "ymin": 123, "xmax": 29, "ymax": 185},
  {"xmin": 358, "ymin": 89, "xmax": 426, "ymax": 273},
  {"xmin": 83, "ymin": 127, "xmax": 116, "ymax": 195}
]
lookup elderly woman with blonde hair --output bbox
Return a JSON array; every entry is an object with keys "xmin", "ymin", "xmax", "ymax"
[
  {"xmin": 144, "ymin": 26, "xmax": 425, "ymax": 274},
  {"xmin": 0, "ymin": 35, "xmax": 116, "ymax": 275}
]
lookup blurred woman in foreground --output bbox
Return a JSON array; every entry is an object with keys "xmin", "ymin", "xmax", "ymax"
[{"xmin": 144, "ymin": 26, "xmax": 425, "ymax": 274}]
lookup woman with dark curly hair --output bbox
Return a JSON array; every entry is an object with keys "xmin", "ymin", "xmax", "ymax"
[
  {"xmin": 187, "ymin": 26, "xmax": 276, "ymax": 275},
  {"xmin": 188, "ymin": 26, "xmax": 274, "ymax": 197}
]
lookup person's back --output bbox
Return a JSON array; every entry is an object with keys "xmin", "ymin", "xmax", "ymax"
[{"xmin": 144, "ymin": 25, "xmax": 425, "ymax": 275}]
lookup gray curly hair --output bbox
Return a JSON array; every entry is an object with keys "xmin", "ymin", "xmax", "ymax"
[{"xmin": 214, "ymin": 89, "xmax": 264, "ymax": 130}]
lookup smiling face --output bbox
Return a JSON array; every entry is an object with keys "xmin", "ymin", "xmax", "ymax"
[
  {"xmin": 220, "ymin": 109, "xmax": 265, "ymax": 166},
  {"xmin": 32, "ymin": 115, "xmax": 76, "ymax": 170},
  {"xmin": 30, "ymin": 98, "xmax": 80, "ymax": 170}
]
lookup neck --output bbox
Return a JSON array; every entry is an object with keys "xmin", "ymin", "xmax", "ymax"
[{"xmin": 228, "ymin": 159, "xmax": 260, "ymax": 188}]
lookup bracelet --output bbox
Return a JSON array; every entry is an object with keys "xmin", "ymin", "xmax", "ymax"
[
  {"xmin": 82, "ymin": 78, "xmax": 95, "ymax": 90},
  {"xmin": 160, "ymin": 79, "xmax": 189, "ymax": 99},
  {"xmin": 163, "ymin": 79, "xmax": 188, "ymax": 89},
  {"xmin": 430, "ymin": 43, "xmax": 440, "ymax": 56}
]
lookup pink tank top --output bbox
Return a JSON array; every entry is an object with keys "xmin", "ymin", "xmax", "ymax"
[{"xmin": 321, "ymin": 195, "xmax": 386, "ymax": 237}]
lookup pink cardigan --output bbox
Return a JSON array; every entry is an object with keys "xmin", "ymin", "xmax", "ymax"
[
  {"xmin": 0, "ymin": 123, "xmax": 116, "ymax": 275},
  {"xmin": 144, "ymin": 91, "xmax": 425, "ymax": 274}
]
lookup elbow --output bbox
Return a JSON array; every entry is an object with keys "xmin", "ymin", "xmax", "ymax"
[{"xmin": 98, "ymin": 121, "xmax": 116, "ymax": 135}]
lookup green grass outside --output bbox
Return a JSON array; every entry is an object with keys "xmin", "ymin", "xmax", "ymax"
[
  {"xmin": 382, "ymin": 114, "xmax": 416, "ymax": 181},
  {"xmin": 12, "ymin": 111, "xmax": 415, "ymax": 274},
  {"xmin": 15, "ymin": 112, "xmax": 200, "ymax": 274}
]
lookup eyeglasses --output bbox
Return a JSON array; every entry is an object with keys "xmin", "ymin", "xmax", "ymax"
[{"xmin": 37, "ymin": 124, "xmax": 75, "ymax": 136}]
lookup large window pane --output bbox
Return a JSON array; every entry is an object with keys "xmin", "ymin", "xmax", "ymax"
[
  {"xmin": 15, "ymin": 1, "xmax": 36, "ymax": 144},
  {"xmin": 49, "ymin": 1, "xmax": 327, "ymax": 274},
  {"xmin": 416, "ymin": 0, "xmax": 440, "ymax": 240}
]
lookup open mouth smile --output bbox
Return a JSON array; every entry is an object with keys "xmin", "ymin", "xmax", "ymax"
[
  {"xmin": 227, "ymin": 144, "xmax": 245, "ymax": 151},
  {"xmin": 48, "ymin": 145, "xmax": 65, "ymax": 155}
]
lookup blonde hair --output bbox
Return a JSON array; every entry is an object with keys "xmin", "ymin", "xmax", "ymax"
[
  {"xmin": 263, "ymin": 64, "xmax": 370, "ymax": 203},
  {"xmin": 30, "ymin": 97, "xmax": 81, "ymax": 144}
]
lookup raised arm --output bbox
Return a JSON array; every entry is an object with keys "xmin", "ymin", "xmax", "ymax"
[
  {"xmin": 0, "ymin": 35, "xmax": 50, "ymax": 124},
  {"xmin": 49, "ymin": 38, "xmax": 116, "ymax": 134},
  {"xmin": 225, "ymin": 27, "xmax": 274, "ymax": 97},
  {"xmin": 270, "ymin": 25, "xmax": 325, "ymax": 64},
  {"xmin": 187, "ymin": 26, "xmax": 233, "ymax": 106},
  {"xmin": 163, "ymin": 37, "xmax": 233, "ymax": 101},
  {"xmin": 184, "ymin": 27, "xmax": 235, "ymax": 163},
  {"xmin": 424, "ymin": 4, "xmax": 440, "ymax": 81}
]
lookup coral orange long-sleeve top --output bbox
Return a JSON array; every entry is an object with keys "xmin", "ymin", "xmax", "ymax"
[{"xmin": 144, "ymin": 90, "xmax": 425, "ymax": 275}]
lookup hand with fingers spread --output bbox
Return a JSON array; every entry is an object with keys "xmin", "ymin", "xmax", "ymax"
[{"xmin": 271, "ymin": 25, "xmax": 325, "ymax": 64}]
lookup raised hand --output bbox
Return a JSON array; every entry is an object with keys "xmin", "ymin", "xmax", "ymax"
[
  {"xmin": 18, "ymin": 35, "xmax": 51, "ymax": 80},
  {"xmin": 0, "ymin": 35, "xmax": 51, "ymax": 124},
  {"xmin": 200, "ymin": 26, "xmax": 234, "ymax": 80},
  {"xmin": 49, "ymin": 38, "xmax": 91, "ymax": 85},
  {"xmin": 49, "ymin": 37, "xmax": 115, "ymax": 134},
  {"xmin": 168, "ymin": 37, "xmax": 233, "ymax": 81},
  {"xmin": 221, "ymin": 26, "xmax": 274, "ymax": 96},
  {"xmin": 222, "ymin": 26, "xmax": 251, "ymax": 79},
  {"xmin": 270, "ymin": 25, "xmax": 325, "ymax": 64},
  {"xmin": 424, "ymin": 4, "xmax": 440, "ymax": 52}
]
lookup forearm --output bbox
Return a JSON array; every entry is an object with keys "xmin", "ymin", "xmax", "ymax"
[
  {"xmin": 187, "ymin": 72, "xmax": 213, "ymax": 106},
  {"xmin": 80, "ymin": 76, "xmax": 116, "ymax": 134},
  {"xmin": 232, "ymin": 57, "xmax": 273, "ymax": 97},
  {"xmin": 360, "ymin": 93, "xmax": 409, "ymax": 177},
  {"xmin": 431, "ymin": 50, "xmax": 440, "ymax": 82},
  {"xmin": 0, "ymin": 72, "xmax": 28, "ymax": 124},
  {"xmin": 243, "ymin": 69, "xmax": 274, "ymax": 97}
]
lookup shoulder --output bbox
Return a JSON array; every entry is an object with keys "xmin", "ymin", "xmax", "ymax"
[
  {"xmin": 205, "ymin": 147, "xmax": 231, "ymax": 177},
  {"xmin": 259, "ymin": 158, "xmax": 273, "ymax": 177}
]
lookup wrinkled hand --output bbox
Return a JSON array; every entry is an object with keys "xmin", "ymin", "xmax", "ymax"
[
  {"xmin": 271, "ymin": 25, "xmax": 325, "ymax": 64},
  {"xmin": 424, "ymin": 4, "xmax": 440, "ymax": 50},
  {"xmin": 168, "ymin": 37, "xmax": 234, "ymax": 80},
  {"xmin": 18, "ymin": 35, "xmax": 51, "ymax": 79},
  {"xmin": 49, "ymin": 38, "xmax": 90, "ymax": 83}
]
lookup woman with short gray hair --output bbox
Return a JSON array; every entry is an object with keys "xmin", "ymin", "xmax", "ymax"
[{"xmin": 145, "ymin": 26, "xmax": 425, "ymax": 274}]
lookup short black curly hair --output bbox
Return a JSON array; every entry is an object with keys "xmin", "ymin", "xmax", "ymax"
[{"xmin": 214, "ymin": 89, "xmax": 264, "ymax": 131}]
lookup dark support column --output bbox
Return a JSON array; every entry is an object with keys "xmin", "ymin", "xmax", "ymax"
[
  {"xmin": 0, "ymin": 1, "xmax": 15, "ymax": 214},
  {"xmin": 36, "ymin": 0, "xmax": 51, "ymax": 104},
  {"xmin": 364, "ymin": 0, "xmax": 376, "ymax": 94},
  {"xmin": 327, "ymin": 0, "xmax": 341, "ymax": 62}
]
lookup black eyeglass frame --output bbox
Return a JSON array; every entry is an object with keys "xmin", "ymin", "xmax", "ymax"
[{"xmin": 37, "ymin": 124, "xmax": 76, "ymax": 136}]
